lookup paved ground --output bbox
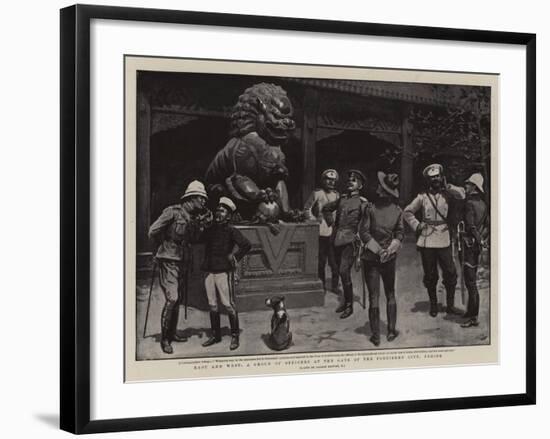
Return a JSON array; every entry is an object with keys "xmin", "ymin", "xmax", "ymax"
[{"xmin": 136, "ymin": 236, "xmax": 491, "ymax": 360}]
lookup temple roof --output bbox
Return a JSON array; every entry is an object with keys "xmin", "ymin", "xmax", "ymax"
[{"xmin": 282, "ymin": 78, "xmax": 454, "ymax": 107}]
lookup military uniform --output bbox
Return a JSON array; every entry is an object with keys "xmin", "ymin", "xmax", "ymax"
[
  {"xmin": 200, "ymin": 197, "xmax": 251, "ymax": 350},
  {"xmin": 404, "ymin": 167, "xmax": 465, "ymax": 316},
  {"xmin": 148, "ymin": 204, "xmax": 194, "ymax": 352},
  {"xmin": 148, "ymin": 180, "xmax": 208, "ymax": 354},
  {"xmin": 323, "ymin": 190, "xmax": 368, "ymax": 317},
  {"xmin": 460, "ymin": 174, "xmax": 488, "ymax": 326},
  {"xmin": 304, "ymin": 186, "xmax": 340, "ymax": 290}
]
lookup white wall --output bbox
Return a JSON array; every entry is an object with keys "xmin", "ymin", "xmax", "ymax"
[{"xmin": 0, "ymin": 0, "xmax": 545, "ymax": 437}]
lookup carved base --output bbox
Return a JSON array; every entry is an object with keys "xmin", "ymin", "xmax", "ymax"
[
  {"xmin": 137, "ymin": 223, "xmax": 325, "ymax": 312},
  {"xmin": 234, "ymin": 222, "xmax": 324, "ymax": 311}
]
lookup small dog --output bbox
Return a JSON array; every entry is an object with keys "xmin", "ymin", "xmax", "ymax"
[{"xmin": 265, "ymin": 296, "xmax": 292, "ymax": 351}]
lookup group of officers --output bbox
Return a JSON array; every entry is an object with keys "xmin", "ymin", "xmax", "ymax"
[
  {"xmin": 304, "ymin": 164, "xmax": 488, "ymax": 346},
  {"xmin": 148, "ymin": 163, "xmax": 488, "ymax": 354}
]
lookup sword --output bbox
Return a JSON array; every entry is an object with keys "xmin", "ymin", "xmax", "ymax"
[
  {"xmin": 360, "ymin": 259, "xmax": 367, "ymax": 310},
  {"xmin": 183, "ymin": 265, "xmax": 189, "ymax": 320},
  {"xmin": 229, "ymin": 269, "xmax": 237, "ymax": 308},
  {"xmin": 457, "ymin": 221, "xmax": 467, "ymax": 307},
  {"xmin": 143, "ymin": 259, "xmax": 157, "ymax": 339},
  {"xmin": 353, "ymin": 240, "xmax": 366, "ymax": 309}
]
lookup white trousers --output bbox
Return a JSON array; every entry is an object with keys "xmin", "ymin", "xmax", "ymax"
[{"xmin": 204, "ymin": 272, "xmax": 236, "ymax": 313}]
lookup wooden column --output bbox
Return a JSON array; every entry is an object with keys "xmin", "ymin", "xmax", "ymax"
[
  {"xmin": 301, "ymin": 88, "xmax": 320, "ymax": 205},
  {"xmin": 399, "ymin": 107, "xmax": 414, "ymax": 206},
  {"xmin": 136, "ymin": 91, "xmax": 151, "ymax": 256}
]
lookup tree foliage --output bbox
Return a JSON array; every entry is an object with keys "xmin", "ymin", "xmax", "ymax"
[{"xmin": 409, "ymin": 85, "xmax": 490, "ymax": 183}]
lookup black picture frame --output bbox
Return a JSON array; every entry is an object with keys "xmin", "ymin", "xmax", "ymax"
[{"xmin": 60, "ymin": 4, "xmax": 536, "ymax": 434}]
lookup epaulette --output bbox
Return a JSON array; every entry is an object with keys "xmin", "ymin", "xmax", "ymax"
[
  {"xmin": 164, "ymin": 204, "xmax": 179, "ymax": 212},
  {"xmin": 360, "ymin": 196, "xmax": 368, "ymax": 203}
]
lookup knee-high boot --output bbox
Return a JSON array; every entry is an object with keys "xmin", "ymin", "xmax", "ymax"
[
  {"xmin": 168, "ymin": 305, "xmax": 187, "ymax": 343},
  {"xmin": 445, "ymin": 285, "xmax": 461, "ymax": 315},
  {"xmin": 339, "ymin": 283, "xmax": 354, "ymax": 319},
  {"xmin": 427, "ymin": 287, "xmax": 438, "ymax": 317},
  {"xmin": 202, "ymin": 311, "xmax": 221, "ymax": 347},
  {"xmin": 160, "ymin": 301, "xmax": 175, "ymax": 354},
  {"xmin": 368, "ymin": 307, "xmax": 380, "ymax": 346},
  {"xmin": 228, "ymin": 312, "xmax": 240, "ymax": 351},
  {"xmin": 387, "ymin": 303, "xmax": 398, "ymax": 341}
]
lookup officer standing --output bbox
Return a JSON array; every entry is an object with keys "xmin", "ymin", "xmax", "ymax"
[
  {"xmin": 303, "ymin": 169, "xmax": 340, "ymax": 292},
  {"xmin": 404, "ymin": 164, "xmax": 465, "ymax": 317},
  {"xmin": 323, "ymin": 170, "xmax": 369, "ymax": 319},
  {"xmin": 359, "ymin": 172, "xmax": 404, "ymax": 346},
  {"xmin": 200, "ymin": 197, "xmax": 252, "ymax": 350},
  {"xmin": 460, "ymin": 173, "xmax": 488, "ymax": 328},
  {"xmin": 148, "ymin": 180, "xmax": 209, "ymax": 354}
]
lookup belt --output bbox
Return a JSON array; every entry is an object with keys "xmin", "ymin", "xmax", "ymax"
[{"xmin": 424, "ymin": 220, "xmax": 447, "ymax": 226}]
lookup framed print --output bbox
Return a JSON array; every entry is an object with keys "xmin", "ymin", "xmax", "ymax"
[{"xmin": 60, "ymin": 4, "xmax": 536, "ymax": 434}]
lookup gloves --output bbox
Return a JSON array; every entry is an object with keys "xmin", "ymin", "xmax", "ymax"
[
  {"xmin": 379, "ymin": 239, "xmax": 401, "ymax": 263},
  {"xmin": 386, "ymin": 239, "xmax": 401, "ymax": 256}
]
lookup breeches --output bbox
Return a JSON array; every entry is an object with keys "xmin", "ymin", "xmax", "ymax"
[
  {"xmin": 318, "ymin": 236, "xmax": 338, "ymax": 281},
  {"xmin": 364, "ymin": 258, "xmax": 397, "ymax": 309},
  {"xmin": 463, "ymin": 245, "xmax": 481, "ymax": 288},
  {"xmin": 334, "ymin": 243, "xmax": 355, "ymax": 286},
  {"xmin": 419, "ymin": 246, "xmax": 457, "ymax": 290},
  {"xmin": 463, "ymin": 245, "xmax": 481, "ymax": 317},
  {"xmin": 204, "ymin": 272, "xmax": 236, "ymax": 314},
  {"xmin": 158, "ymin": 259, "xmax": 185, "ymax": 303}
]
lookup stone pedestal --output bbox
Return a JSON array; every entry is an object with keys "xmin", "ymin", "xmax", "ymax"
[{"xmin": 234, "ymin": 222, "xmax": 324, "ymax": 311}]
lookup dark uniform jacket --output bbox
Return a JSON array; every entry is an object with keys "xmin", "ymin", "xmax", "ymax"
[
  {"xmin": 201, "ymin": 223, "xmax": 252, "ymax": 273},
  {"xmin": 464, "ymin": 194, "xmax": 488, "ymax": 246},
  {"xmin": 359, "ymin": 202, "xmax": 404, "ymax": 261},
  {"xmin": 148, "ymin": 204, "xmax": 193, "ymax": 261},
  {"xmin": 322, "ymin": 192, "xmax": 368, "ymax": 247}
]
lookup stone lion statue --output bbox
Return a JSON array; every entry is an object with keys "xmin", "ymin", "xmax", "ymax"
[{"xmin": 205, "ymin": 83, "xmax": 296, "ymax": 219}]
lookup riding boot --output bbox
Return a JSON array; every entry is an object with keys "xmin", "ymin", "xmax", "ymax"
[
  {"xmin": 462, "ymin": 284, "xmax": 480, "ymax": 324},
  {"xmin": 471, "ymin": 288, "xmax": 480, "ymax": 319},
  {"xmin": 319, "ymin": 267, "xmax": 326, "ymax": 291},
  {"xmin": 339, "ymin": 283, "xmax": 354, "ymax": 319},
  {"xmin": 387, "ymin": 303, "xmax": 399, "ymax": 341},
  {"xmin": 202, "ymin": 311, "xmax": 221, "ymax": 347},
  {"xmin": 368, "ymin": 307, "xmax": 380, "ymax": 346},
  {"xmin": 331, "ymin": 275, "xmax": 341, "ymax": 294},
  {"xmin": 160, "ymin": 302, "xmax": 174, "ymax": 354},
  {"xmin": 169, "ymin": 305, "xmax": 187, "ymax": 343},
  {"xmin": 428, "ymin": 287, "xmax": 438, "ymax": 317},
  {"xmin": 334, "ymin": 276, "xmax": 346, "ymax": 312},
  {"xmin": 228, "ymin": 312, "xmax": 240, "ymax": 350},
  {"xmin": 446, "ymin": 285, "xmax": 462, "ymax": 315}
]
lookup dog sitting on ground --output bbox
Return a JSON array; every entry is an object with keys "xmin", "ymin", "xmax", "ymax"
[{"xmin": 265, "ymin": 296, "xmax": 292, "ymax": 351}]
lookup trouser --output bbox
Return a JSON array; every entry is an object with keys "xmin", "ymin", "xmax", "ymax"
[
  {"xmin": 463, "ymin": 244, "xmax": 481, "ymax": 318},
  {"xmin": 158, "ymin": 259, "xmax": 186, "ymax": 341},
  {"xmin": 419, "ymin": 246, "xmax": 457, "ymax": 307},
  {"xmin": 204, "ymin": 272, "xmax": 239, "ymax": 337},
  {"xmin": 318, "ymin": 236, "xmax": 338, "ymax": 286},
  {"xmin": 364, "ymin": 258, "xmax": 397, "ymax": 335},
  {"xmin": 334, "ymin": 243, "xmax": 355, "ymax": 305}
]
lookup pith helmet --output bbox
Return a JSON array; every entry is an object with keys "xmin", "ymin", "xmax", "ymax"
[
  {"xmin": 218, "ymin": 196, "xmax": 237, "ymax": 212},
  {"xmin": 181, "ymin": 180, "xmax": 208, "ymax": 200},
  {"xmin": 422, "ymin": 163, "xmax": 443, "ymax": 178},
  {"xmin": 465, "ymin": 173, "xmax": 484, "ymax": 193}
]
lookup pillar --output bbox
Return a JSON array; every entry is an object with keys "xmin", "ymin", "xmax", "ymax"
[
  {"xmin": 301, "ymin": 88, "xmax": 320, "ymax": 205},
  {"xmin": 399, "ymin": 107, "xmax": 414, "ymax": 206},
  {"xmin": 136, "ymin": 90, "xmax": 151, "ymax": 257}
]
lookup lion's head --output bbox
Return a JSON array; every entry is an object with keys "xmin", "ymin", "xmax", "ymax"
[{"xmin": 230, "ymin": 83, "xmax": 296, "ymax": 145}]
